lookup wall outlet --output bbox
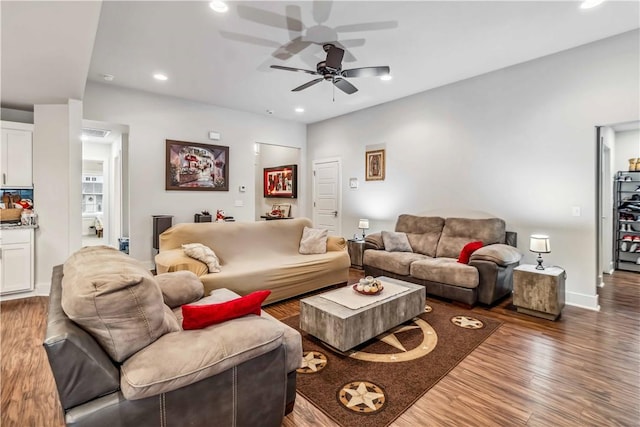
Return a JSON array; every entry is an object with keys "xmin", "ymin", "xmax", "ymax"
[{"xmin": 571, "ymin": 206, "xmax": 581, "ymax": 217}]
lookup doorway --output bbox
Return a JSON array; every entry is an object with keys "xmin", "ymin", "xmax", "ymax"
[
  {"xmin": 81, "ymin": 120, "xmax": 129, "ymax": 248},
  {"xmin": 596, "ymin": 120, "xmax": 640, "ymax": 287},
  {"xmin": 312, "ymin": 158, "xmax": 342, "ymax": 236}
]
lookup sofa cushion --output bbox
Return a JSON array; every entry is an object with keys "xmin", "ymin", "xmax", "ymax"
[
  {"xmin": 436, "ymin": 218, "xmax": 505, "ymax": 259},
  {"xmin": 182, "ymin": 290, "xmax": 271, "ymax": 330},
  {"xmin": 299, "ymin": 226, "xmax": 328, "ymax": 254},
  {"xmin": 155, "ymin": 271, "xmax": 204, "ymax": 308},
  {"xmin": 182, "ymin": 243, "xmax": 221, "ymax": 273},
  {"xmin": 363, "ymin": 250, "xmax": 429, "ymax": 276},
  {"xmin": 395, "ymin": 215, "xmax": 445, "ymax": 257},
  {"xmin": 382, "ymin": 231, "xmax": 413, "ymax": 252},
  {"xmin": 61, "ymin": 246, "xmax": 180, "ymax": 362},
  {"xmin": 120, "ymin": 315, "xmax": 284, "ymax": 400},
  {"xmin": 197, "ymin": 288, "xmax": 303, "ymax": 374},
  {"xmin": 155, "ymin": 248, "xmax": 209, "ymax": 276},
  {"xmin": 458, "ymin": 241, "xmax": 484, "ymax": 264},
  {"xmin": 469, "ymin": 243, "xmax": 522, "ymax": 266},
  {"xmin": 410, "ymin": 257, "xmax": 479, "ymax": 289}
]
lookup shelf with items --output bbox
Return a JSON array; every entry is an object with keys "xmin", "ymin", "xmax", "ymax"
[{"xmin": 614, "ymin": 170, "xmax": 640, "ymax": 273}]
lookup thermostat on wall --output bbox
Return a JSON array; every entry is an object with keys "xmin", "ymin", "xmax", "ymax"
[{"xmin": 208, "ymin": 131, "xmax": 221, "ymax": 140}]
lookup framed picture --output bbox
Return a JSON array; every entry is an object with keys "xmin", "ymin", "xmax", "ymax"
[
  {"xmin": 269, "ymin": 203, "xmax": 291, "ymax": 218},
  {"xmin": 264, "ymin": 165, "xmax": 297, "ymax": 198},
  {"xmin": 166, "ymin": 140, "xmax": 229, "ymax": 191},
  {"xmin": 365, "ymin": 149, "xmax": 385, "ymax": 181}
]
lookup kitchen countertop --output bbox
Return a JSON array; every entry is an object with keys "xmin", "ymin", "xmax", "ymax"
[{"xmin": 0, "ymin": 223, "xmax": 38, "ymax": 230}]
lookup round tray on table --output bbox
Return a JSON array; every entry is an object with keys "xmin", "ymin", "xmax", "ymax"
[{"xmin": 352, "ymin": 284, "xmax": 383, "ymax": 296}]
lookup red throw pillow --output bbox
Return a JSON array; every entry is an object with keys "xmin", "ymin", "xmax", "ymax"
[
  {"xmin": 458, "ymin": 241, "xmax": 484, "ymax": 264},
  {"xmin": 182, "ymin": 290, "xmax": 271, "ymax": 330}
]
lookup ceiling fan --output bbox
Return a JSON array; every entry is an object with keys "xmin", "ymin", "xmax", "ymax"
[{"xmin": 270, "ymin": 44, "xmax": 390, "ymax": 95}]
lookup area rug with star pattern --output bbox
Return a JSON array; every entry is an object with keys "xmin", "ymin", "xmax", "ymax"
[{"xmin": 283, "ymin": 300, "xmax": 502, "ymax": 427}]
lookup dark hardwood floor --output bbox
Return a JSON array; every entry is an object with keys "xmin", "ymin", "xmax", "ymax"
[{"xmin": 1, "ymin": 269, "xmax": 638, "ymax": 426}]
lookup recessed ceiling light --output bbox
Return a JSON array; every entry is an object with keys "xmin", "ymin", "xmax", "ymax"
[
  {"xmin": 102, "ymin": 74, "xmax": 114, "ymax": 82},
  {"xmin": 380, "ymin": 75, "xmax": 393, "ymax": 81},
  {"xmin": 153, "ymin": 73, "xmax": 168, "ymax": 81},
  {"xmin": 209, "ymin": 1, "xmax": 229, "ymax": 13},
  {"xmin": 580, "ymin": 0, "xmax": 605, "ymax": 9},
  {"xmin": 295, "ymin": 107, "xmax": 305, "ymax": 113}
]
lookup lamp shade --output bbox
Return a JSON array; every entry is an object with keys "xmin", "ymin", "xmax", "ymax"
[
  {"xmin": 358, "ymin": 219, "xmax": 370, "ymax": 230},
  {"xmin": 529, "ymin": 235, "xmax": 551, "ymax": 253}
]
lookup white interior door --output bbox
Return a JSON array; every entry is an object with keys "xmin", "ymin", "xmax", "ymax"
[{"xmin": 312, "ymin": 159, "xmax": 341, "ymax": 236}]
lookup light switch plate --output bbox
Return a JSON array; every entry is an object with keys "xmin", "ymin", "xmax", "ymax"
[{"xmin": 349, "ymin": 178, "xmax": 358, "ymax": 189}]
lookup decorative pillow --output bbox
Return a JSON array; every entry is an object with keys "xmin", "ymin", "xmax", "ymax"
[
  {"xmin": 299, "ymin": 226, "xmax": 328, "ymax": 254},
  {"xmin": 182, "ymin": 290, "xmax": 271, "ymax": 330},
  {"xmin": 381, "ymin": 230, "xmax": 413, "ymax": 252},
  {"xmin": 154, "ymin": 271, "xmax": 204, "ymax": 308},
  {"xmin": 61, "ymin": 245, "xmax": 180, "ymax": 362},
  {"xmin": 182, "ymin": 243, "xmax": 221, "ymax": 273},
  {"xmin": 458, "ymin": 241, "xmax": 484, "ymax": 264}
]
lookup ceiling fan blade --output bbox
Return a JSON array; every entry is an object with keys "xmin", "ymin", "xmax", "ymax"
[
  {"xmin": 237, "ymin": 5, "xmax": 303, "ymax": 31},
  {"xmin": 270, "ymin": 65, "xmax": 318, "ymax": 75},
  {"xmin": 273, "ymin": 36, "xmax": 312, "ymax": 60},
  {"xmin": 312, "ymin": 0, "xmax": 333, "ymax": 24},
  {"xmin": 285, "ymin": 5, "xmax": 304, "ymax": 33},
  {"xmin": 341, "ymin": 66, "xmax": 390, "ymax": 78},
  {"xmin": 325, "ymin": 45, "xmax": 344, "ymax": 71},
  {"xmin": 292, "ymin": 78, "xmax": 324, "ymax": 92},
  {"xmin": 334, "ymin": 21, "xmax": 398, "ymax": 33},
  {"xmin": 338, "ymin": 39, "xmax": 366, "ymax": 48},
  {"xmin": 333, "ymin": 78, "xmax": 358, "ymax": 95}
]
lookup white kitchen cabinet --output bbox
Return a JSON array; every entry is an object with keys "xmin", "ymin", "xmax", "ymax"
[
  {"xmin": 1, "ymin": 121, "xmax": 33, "ymax": 188},
  {"xmin": 0, "ymin": 228, "xmax": 34, "ymax": 295}
]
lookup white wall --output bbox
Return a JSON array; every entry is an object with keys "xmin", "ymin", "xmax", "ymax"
[
  {"xmin": 33, "ymin": 100, "xmax": 83, "ymax": 289},
  {"xmin": 83, "ymin": 82, "xmax": 307, "ymax": 266},
  {"xmin": 307, "ymin": 30, "xmax": 640, "ymax": 310},
  {"xmin": 254, "ymin": 144, "xmax": 301, "ymax": 220},
  {"xmin": 614, "ymin": 129, "xmax": 640, "ymax": 173}
]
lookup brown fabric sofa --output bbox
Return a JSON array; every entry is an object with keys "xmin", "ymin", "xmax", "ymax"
[
  {"xmin": 155, "ymin": 218, "xmax": 351, "ymax": 304},
  {"xmin": 44, "ymin": 246, "xmax": 301, "ymax": 427},
  {"xmin": 364, "ymin": 215, "xmax": 521, "ymax": 306}
]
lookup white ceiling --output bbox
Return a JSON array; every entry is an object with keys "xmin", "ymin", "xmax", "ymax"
[{"xmin": 2, "ymin": 1, "xmax": 639, "ymax": 124}]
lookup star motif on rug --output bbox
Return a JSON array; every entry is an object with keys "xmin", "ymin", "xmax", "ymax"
[
  {"xmin": 297, "ymin": 351, "xmax": 328, "ymax": 374},
  {"xmin": 337, "ymin": 381, "xmax": 387, "ymax": 413},
  {"xmin": 451, "ymin": 315, "xmax": 484, "ymax": 329},
  {"xmin": 375, "ymin": 324, "xmax": 420, "ymax": 351}
]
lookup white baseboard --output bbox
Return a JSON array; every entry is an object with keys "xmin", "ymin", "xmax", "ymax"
[
  {"xmin": 0, "ymin": 281, "xmax": 51, "ymax": 302},
  {"xmin": 565, "ymin": 291, "xmax": 600, "ymax": 311}
]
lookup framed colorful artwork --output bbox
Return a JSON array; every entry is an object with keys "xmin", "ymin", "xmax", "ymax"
[
  {"xmin": 365, "ymin": 149, "xmax": 385, "ymax": 181},
  {"xmin": 263, "ymin": 165, "xmax": 297, "ymax": 198},
  {"xmin": 166, "ymin": 140, "xmax": 229, "ymax": 191}
]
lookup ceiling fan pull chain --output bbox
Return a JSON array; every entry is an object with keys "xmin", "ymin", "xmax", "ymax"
[{"xmin": 332, "ymin": 77, "xmax": 335, "ymax": 102}]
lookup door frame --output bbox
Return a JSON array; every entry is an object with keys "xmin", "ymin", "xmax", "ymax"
[{"xmin": 312, "ymin": 157, "xmax": 342, "ymax": 236}]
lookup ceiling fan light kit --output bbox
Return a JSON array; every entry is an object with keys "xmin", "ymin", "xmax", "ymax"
[{"xmin": 270, "ymin": 43, "xmax": 390, "ymax": 97}]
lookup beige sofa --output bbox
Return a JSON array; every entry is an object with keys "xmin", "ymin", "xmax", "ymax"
[
  {"xmin": 155, "ymin": 218, "xmax": 351, "ymax": 304},
  {"xmin": 364, "ymin": 215, "xmax": 522, "ymax": 306}
]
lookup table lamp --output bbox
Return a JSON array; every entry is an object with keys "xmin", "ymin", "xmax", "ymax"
[
  {"xmin": 358, "ymin": 219, "xmax": 370, "ymax": 240},
  {"xmin": 530, "ymin": 234, "xmax": 551, "ymax": 270}
]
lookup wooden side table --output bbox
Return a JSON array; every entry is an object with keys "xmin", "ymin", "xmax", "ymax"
[
  {"xmin": 513, "ymin": 265, "xmax": 566, "ymax": 320},
  {"xmin": 347, "ymin": 239, "xmax": 365, "ymax": 269}
]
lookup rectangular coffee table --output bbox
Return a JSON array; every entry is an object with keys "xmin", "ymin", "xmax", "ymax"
[{"xmin": 299, "ymin": 276, "xmax": 426, "ymax": 352}]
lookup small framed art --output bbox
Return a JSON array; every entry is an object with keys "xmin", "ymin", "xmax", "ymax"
[
  {"xmin": 365, "ymin": 149, "xmax": 385, "ymax": 181},
  {"xmin": 264, "ymin": 165, "xmax": 297, "ymax": 198}
]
